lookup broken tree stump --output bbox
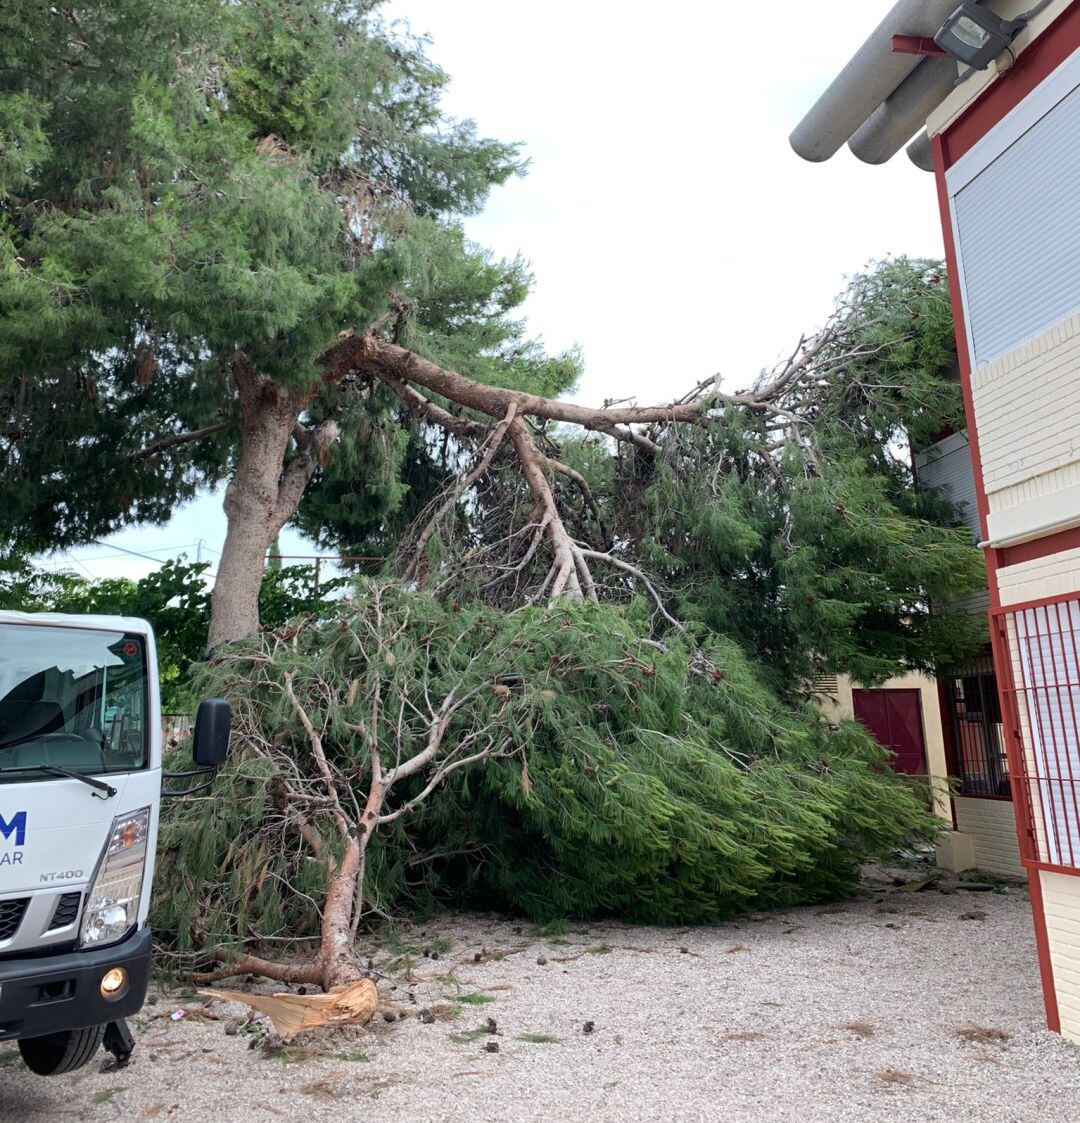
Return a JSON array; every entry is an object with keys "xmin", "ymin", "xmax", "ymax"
[{"xmin": 198, "ymin": 977, "xmax": 378, "ymax": 1041}]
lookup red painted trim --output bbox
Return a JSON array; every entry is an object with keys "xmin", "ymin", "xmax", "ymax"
[
  {"xmin": 892, "ymin": 34, "xmax": 949, "ymax": 57},
  {"xmin": 1024, "ymin": 858, "xmax": 1080, "ymax": 878},
  {"xmin": 990, "ymin": 590, "xmax": 1080, "ymax": 617},
  {"xmin": 991, "ymin": 611, "xmax": 1060, "ymax": 1032},
  {"xmin": 1000, "ymin": 526, "xmax": 1080, "ymax": 568},
  {"xmin": 944, "ymin": 2, "xmax": 1080, "ymax": 161},
  {"xmin": 1027, "ymin": 867, "xmax": 1063, "ymax": 1034}
]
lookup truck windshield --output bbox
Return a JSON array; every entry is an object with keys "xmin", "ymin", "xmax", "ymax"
[{"xmin": 0, "ymin": 624, "xmax": 149, "ymax": 779}]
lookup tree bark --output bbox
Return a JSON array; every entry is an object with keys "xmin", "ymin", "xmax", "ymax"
[
  {"xmin": 208, "ymin": 359, "xmax": 339, "ymax": 647},
  {"xmin": 318, "ymin": 835, "xmax": 367, "ymax": 988}
]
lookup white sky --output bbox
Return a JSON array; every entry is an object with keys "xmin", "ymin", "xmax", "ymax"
[{"xmin": 42, "ymin": 0, "xmax": 945, "ymax": 584}]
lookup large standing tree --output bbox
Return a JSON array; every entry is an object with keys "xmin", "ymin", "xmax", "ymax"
[{"xmin": 0, "ymin": 0, "xmax": 577, "ymax": 644}]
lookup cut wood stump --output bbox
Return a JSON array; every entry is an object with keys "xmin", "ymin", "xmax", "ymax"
[{"xmin": 198, "ymin": 978, "xmax": 378, "ymax": 1041}]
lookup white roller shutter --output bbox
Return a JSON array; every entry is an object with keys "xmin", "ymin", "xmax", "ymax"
[
  {"xmin": 949, "ymin": 52, "xmax": 1080, "ymax": 367},
  {"xmin": 913, "ymin": 430, "xmax": 981, "ymax": 542},
  {"xmin": 913, "ymin": 430, "xmax": 989, "ymax": 615}
]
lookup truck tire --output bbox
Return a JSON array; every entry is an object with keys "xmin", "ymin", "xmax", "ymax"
[{"xmin": 18, "ymin": 1024, "xmax": 106, "ymax": 1075}]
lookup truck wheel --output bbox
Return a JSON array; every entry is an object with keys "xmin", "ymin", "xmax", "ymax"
[{"xmin": 18, "ymin": 1024, "xmax": 106, "ymax": 1075}]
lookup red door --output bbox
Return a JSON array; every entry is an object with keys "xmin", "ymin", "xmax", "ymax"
[{"xmin": 852, "ymin": 689, "xmax": 928, "ymax": 776}]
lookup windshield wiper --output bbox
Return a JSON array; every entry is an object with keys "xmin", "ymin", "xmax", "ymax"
[{"xmin": 0, "ymin": 765, "xmax": 117, "ymax": 799}]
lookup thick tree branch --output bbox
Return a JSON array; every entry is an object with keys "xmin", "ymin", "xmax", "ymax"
[
  {"xmin": 193, "ymin": 948, "xmax": 325, "ymax": 986},
  {"xmin": 509, "ymin": 418, "xmax": 596, "ymax": 601},
  {"xmin": 275, "ymin": 418, "xmax": 341, "ymax": 529},
  {"xmin": 358, "ymin": 336, "xmax": 704, "ymax": 426}
]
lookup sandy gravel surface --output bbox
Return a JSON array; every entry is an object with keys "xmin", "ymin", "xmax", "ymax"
[{"xmin": 3, "ymin": 870, "xmax": 1078, "ymax": 1122}]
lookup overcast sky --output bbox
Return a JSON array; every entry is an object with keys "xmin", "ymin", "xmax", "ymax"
[{"xmin": 44, "ymin": 0, "xmax": 946, "ymax": 583}]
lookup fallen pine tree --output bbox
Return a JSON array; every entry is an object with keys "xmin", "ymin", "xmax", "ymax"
[{"xmin": 154, "ymin": 584, "xmax": 939, "ymax": 993}]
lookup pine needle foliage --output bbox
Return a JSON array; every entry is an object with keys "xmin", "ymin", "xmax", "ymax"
[
  {"xmin": 154, "ymin": 583, "xmax": 936, "ymax": 953},
  {"xmin": 594, "ymin": 260, "xmax": 986, "ymax": 691},
  {"xmin": 0, "ymin": 0, "xmax": 576, "ymax": 553}
]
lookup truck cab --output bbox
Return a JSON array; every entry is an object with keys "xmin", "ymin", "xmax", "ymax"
[{"xmin": 0, "ymin": 610, "xmax": 228, "ymax": 1075}]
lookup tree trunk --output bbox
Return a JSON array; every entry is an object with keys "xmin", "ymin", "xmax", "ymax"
[
  {"xmin": 209, "ymin": 375, "xmax": 296, "ymax": 647},
  {"xmin": 319, "ymin": 836, "xmax": 367, "ymax": 989},
  {"xmin": 208, "ymin": 361, "xmax": 339, "ymax": 647}
]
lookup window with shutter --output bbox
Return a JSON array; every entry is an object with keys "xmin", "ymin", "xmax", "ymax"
[{"xmin": 949, "ymin": 51, "xmax": 1080, "ymax": 367}]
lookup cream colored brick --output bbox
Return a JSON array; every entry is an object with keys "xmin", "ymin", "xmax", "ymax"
[
  {"xmin": 970, "ymin": 314, "xmax": 1080, "ymax": 545},
  {"xmin": 998, "ymin": 549, "xmax": 1080, "ymax": 606},
  {"xmin": 953, "ymin": 796, "xmax": 1024, "ymax": 877},
  {"xmin": 1040, "ymin": 870, "xmax": 1080, "ymax": 1044}
]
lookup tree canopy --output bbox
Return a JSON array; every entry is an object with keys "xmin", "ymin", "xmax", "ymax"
[
  {"xmin": 2, "ymin": 3, "xmax": 982, "ymax": 670},
  {"xmin": 0, "ymin": 0, "xmax": 577, "ymax": 641}
]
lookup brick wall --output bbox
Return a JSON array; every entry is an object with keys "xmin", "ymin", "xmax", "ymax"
[
  {"xmin": 1040, "ymin": 870, "xmax": 1080, "ymax": 1042},
  {"xmin": 953, "ymin": 795, "xmax": 1024, "ymax": 877},
  {"xmin": 971, "ymin": 312, "xmax": 1080, "ymax": 545}
]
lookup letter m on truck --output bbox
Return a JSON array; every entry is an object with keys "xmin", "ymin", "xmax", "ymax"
[{"xmin": 0, "ymin": 811, "xmax": 26, "ymax": 847}]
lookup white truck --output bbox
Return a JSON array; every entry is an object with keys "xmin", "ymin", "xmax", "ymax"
[{"xmin": 0, "ymin": 611, "xmax": 229, "ymax": 1075}]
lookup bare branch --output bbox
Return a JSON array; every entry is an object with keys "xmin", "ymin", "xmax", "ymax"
[
  {"xmin": 376, "ymin": 738, "xmax": 511, "ymax": 826},
  {"xmin": 133, "ymin": 420, "xmax": 231, "ymax": 461},
  {"xmin": 406, "ymin": 402, "xmax": 518, "ymax": 575}
]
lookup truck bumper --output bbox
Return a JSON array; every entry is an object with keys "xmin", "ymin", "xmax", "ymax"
[{"xmin": 0, "ymin": 926, "xmax": 152, "ymax": 1041}]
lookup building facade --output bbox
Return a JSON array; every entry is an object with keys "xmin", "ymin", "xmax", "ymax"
[{"xmin": 794, "ymin": 0, "xmax": 1080, "ymax": 1040}]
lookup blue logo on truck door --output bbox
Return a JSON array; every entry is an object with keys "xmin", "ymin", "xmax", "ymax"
[{"xmin": 0, "ymin": 808, "xmax": 27, "ymax": 848}]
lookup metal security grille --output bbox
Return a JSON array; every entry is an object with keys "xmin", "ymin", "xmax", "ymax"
[
  {"xmin": 942, "ymin": 652, "xmax": 1009, "ymax": 797},
  {"xmin": 47, "ymin": 892, "xmax": 82, "ymax": 931},
  {"xmin": 997, "ymin": 597, "xmax": 1080, "ymax": 868},
  {"xmin": 0, "ymin": 897, "xmax": 29, "ymax": 941}
]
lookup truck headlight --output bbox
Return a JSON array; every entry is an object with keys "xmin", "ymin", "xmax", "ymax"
[{"xmin": 80, "ymin": 807, "xmax": 150, "ymax": 948}]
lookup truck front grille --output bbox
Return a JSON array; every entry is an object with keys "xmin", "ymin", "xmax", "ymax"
[
  {"xmin": 0, "ymin": 898, "xmax": 29, "ymax": 941},
  {"xmin": 48, "ymin": 892, "xmax": 82, "ymax": 931}
]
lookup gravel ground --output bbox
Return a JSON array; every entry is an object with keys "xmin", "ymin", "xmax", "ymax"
[{"xmin": 3, "ymin": 868, "xmax": 1078, "ymax": 1122}]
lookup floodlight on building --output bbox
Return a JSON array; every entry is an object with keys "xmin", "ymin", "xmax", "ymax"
[{"xmin": 934, "ymin": 2, "xmax": 1054, "ymax": 71}]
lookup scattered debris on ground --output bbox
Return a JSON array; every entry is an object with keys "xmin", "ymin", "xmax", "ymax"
[
  {"xmin": 1, "ymin": 869, "xmax": 1075, "ymax": 1122},
  {"xmin": 955, "ymin": 1023, "xmax": 1011, "ymax": 1047}
]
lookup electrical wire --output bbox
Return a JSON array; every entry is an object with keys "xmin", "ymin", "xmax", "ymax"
[
  {"xmin": 63, "ymin": 552, "xmax": 97, "ymax": 579},
  {"xmin": 88, "ymin": 539, "xmax": 185, "ymax": 564},
  {"xmin": 1018, "ymin": 0, "xmax": 1055, "ymax": 20},
  {"xmin": 64, "ymin": 542, "xmax": 200, "ymax": 563}
]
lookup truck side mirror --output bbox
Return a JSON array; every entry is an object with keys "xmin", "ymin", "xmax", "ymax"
[{"xmin": 192, "ymin": 698, "xmax": 231, "ymax": 768}]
